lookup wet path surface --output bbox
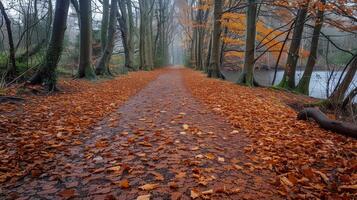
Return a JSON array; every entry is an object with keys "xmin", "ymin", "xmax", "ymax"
[{"xmin": 2, "ymin": 69, "xmax": 279, "ymax": 199}]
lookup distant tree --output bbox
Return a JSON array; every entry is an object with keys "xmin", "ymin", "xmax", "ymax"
[
  {"xmin": 278, "ymin": 1, "xmax": 310, "ymax": 89},
  {"xmin": 237, "ymin": 0, "xmax": 258, "ymax": 86},
  {"xmin": 77, "ymin": 0, "xmax": 96, "ymax": 79},
  {"xmin": 208, "ymin": 0, "xmax": 223, "ymax": 78},
  {"xmin": 117, "ymin": 0, "xmax": 131, "ymax": 72},
  {"xmin": 29, "ymin": 0, "xmax": 70, "ymax": 91},
  {"xmin": 296, "ymin": 0, "xmax": 326, "ymax": 95},
  {"xmin": 95, "ymin": 0, "xmax": 118, "ymax": 75},
  {"xmin": 101, "ymin": 0, "xmax": 110, "ymax": 52},
  {"xmin": 139, "ymin": 0, "xmax": 154, "ymax": 70},
  {"xmin": 0, "ymin": 0, "xmax": 17, "ymax": 81}
]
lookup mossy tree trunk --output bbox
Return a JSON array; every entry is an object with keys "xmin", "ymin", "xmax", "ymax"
[
  {"xmin": 0, "ymin": 1, "xmax": 17, "ymax": 81},
  {"xmin": 77, "ymin": 0, "xmax": 96, "ymax": 79},
  {"xmin": 208, "ymin": 0, "xmax": 223, "ymax": 78},
  {"xmin": 95, "ymin": 0, "xmax": 117, "ymax": 75},
  {"xmin": 29, "ymin": 0, "xmax": 70, "ymax": 91},
  {"xmin": 237, "ymin": 0, "xmax": 257, "ymax": 86},
  {"xmin": 278, "ymin": 1, "xmax": 309, "ymax": 89},
  {"xmin": 295, "ymin": 0, "xmax": 325, "ymax": 95}
]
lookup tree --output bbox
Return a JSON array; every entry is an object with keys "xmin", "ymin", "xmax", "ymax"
[
  {"xmin": 193, "ymin": 0, "xmax": 210, "ymax": 71},
  {"xmin": 207, "ymin": 0, "xmax": 223, "ymax": 78},
  {"xmin": 278, "ymin": 1, "xmax": 310, "ymax": 89},
  {"xmin": 95, "ymin": 0, "xmax": 118, "ymax": 75},
  {"xmin": 101, "ymin": 0, "xmax": 110, "ymax": 52},
  {"xmin": 139, "ymin": 0, "xmax": 154, "ymax": 70},
  {"xmin": 126, "ymin": 0, "xmax": 135, "ymax": 70},
  {"xmin": 0, "ymin": 0, "xmax": 17, "ymax": 81},
  {"xmin": 328, "ymin": 55, "xmax": 357, "ymax": 105},
  {"xmin": 77, "ymin": 0, "xmax": 96, "ymax": 79},
  {"xmin": 118, "ymin": 0, "xmax": 131, "ymax": 72},
  {"xmin": 29, "ymin": 0, "xmax": 70, "ymax": 91},
  {"xmin": 237, "ymin": 0, "xmax": 258, "ymax": 86},
  {"xmin": 295, "ymin": 0, "xmax": 326, "ymax": 95}
]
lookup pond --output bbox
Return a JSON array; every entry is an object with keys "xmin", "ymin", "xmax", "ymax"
[{"xmin": 222, "ymin": 70, "xmax": 357, "ymax": 100}]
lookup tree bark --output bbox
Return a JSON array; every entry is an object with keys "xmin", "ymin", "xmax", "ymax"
[
  {"xmin": 101, "ymin": 0, "xmax": 110, "ymax": 52},
  {"xmin": 139, "ymin": 0, "xmax": 154, "ymax": 70},
  {"xmin": 279, "ymin": 1, "xmax": 310, "ymax": 89},
  {"xmin": 29, "ymin": 0, "xmax": 70, "ymax": 91},
  {"xmin": 0, "ymin": 1, "xmax": 17, "ymax": 81},
  {"xmin": 296, "ymin": 0, "xmax": 325, "ymax": 95},
  {"xmin": 77, "ymin": 0, "xmax": 96, "ymax": 79},
  {"xmin": 208, "ymin": 0, "xmax": 223, "ymax": 78},
  {"xmin": 118, "ymin": 0, "xmax": 130, "ymax": 73},
  {"xmin": 126, "ymin": 0, "xmax": 135, "ymax": 70},
  {"xmin": 298, "ymin": 108, "xmax": 357, "ymax": 138},
  {"xmin": 237, "ymin": 0, "xmax": 257, "ymax": 86},
  {"xmin": 328, "ymin": 55, "xmax": 357, "ymax": 104},
  {"xmin": 95, "ymin": 0, "xmax": 118, "ymax": 75}
]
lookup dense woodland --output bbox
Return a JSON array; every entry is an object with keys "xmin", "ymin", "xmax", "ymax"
[
  {"xmin": 0, "ymin": 0, "xmax": 356, "ymax": 107},
  {"xmin": 0, "ymin": 0, "xmax": 357, "ymax": 199},
  {"xmin": 0, "ymin": 0, "xmax": 356, "ymax": 98}
]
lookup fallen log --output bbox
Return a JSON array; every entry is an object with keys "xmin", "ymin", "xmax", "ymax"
[{"xmin": 297, "ymin": 108, "xmax": 357, "ymax": 139}]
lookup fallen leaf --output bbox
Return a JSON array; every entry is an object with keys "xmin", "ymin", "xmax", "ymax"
[
  {"xmin": 108, "ymin": 166, "xmax": 121, "ymax": 172},
  {"xmin": 280, "ymin": 176, "xmax": 294, "ymax": 187},
  {"xmin": 175, "ymin": 172, "xmax": 186, "ymax": 179},
  {"xmin": 137, "ymin": 194, "xmax": 151, "ymax": 200},
  {"xmin": 59, "ymin": 189, "xmax": 76, "ymax": 199},
  {"xmin": 339, "ymin": 185, "xmax": 357, "ymax": 190},
  {"xmin": 191, "ymin": 189, "xmax": 201, "ymax": 199},
  {"xmin": 314, "ymin": 170, "xmax": 329, "ymax": 184},
  {"xmin": 119, "ymin": 179, "xmax": 130, "ymax": 189},
  {"xmin": 139, "ymin": 183, "xmax": 159, "ymax": 191},
  {"xmin": 183, "ymin": 124, "xmax": 189, "ymax": 130},
  {"xmin": 233, "ymin": 164, "xmax": 243, "ymax": 170},
  {"xmin": 205, "ymin": 153, "xmax": 215, "ymax": 160},
  {"xmin": 202, "ymin": 189, "xmax": 214, "ymax": 195}
]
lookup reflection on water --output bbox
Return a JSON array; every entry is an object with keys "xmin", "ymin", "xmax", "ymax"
[{"xmin": 222, "ymin": 70, "xmax": 357, "ymax": 100}]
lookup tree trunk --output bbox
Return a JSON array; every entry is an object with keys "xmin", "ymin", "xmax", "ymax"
[
  {"xmin": 78, "ymin": 0, "xmax": 96, "ymax": 79},
  {"xmin": 296, "ymin": 0, "xmax": 325, "ymax": 95},
  {"xmin": 29, "ymin": 0, "xmax": 70, "ymax": 91},
  {"xmin": 0, "ymin": 1, "xmax": 17, "ymax": 81},
  {"xmin": 298, "ymin": 108, "xmax": 357, "ymax": 138},
  {"xmin": 139, "ymin": 0, "xmax": 154, "ymax": 70},
  {"xmin": 237, "ymin": 0, "xmax": 257, "ymax": 86},
  {"xmin": 205, "ymin": 34, "xmax": 213, "ymax": 73},
  {"xmin": 279, "ymin": 2, "xmax": 310, "ymax": 89},
  {"xmin": 101, "ymin": 0, "xmax": 109, "ymax": 52},
  {"xmin": 208, "ymin": 0, "xmax": 223, "ymax": 78},
  {"xmin": 118, "ymin": 0, "xmax": 130, "ymax": 73},
  {"xmin": 95, "ymin": 0, "xmax": 118, "ymax": 75},
  {"xmin": 328, "ymin": 56, "xmax": 357, "ymax": 104},
  {"xmin": 126, "ymin": 0, "xmax": 135, "ymax": 70}
]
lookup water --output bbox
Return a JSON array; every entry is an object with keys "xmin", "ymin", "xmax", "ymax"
[{"xmin": 222, "ymin": 70, "xmax": 357, "ymax": 100}]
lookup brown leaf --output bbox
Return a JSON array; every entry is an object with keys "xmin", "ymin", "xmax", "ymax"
[
  {"xmin": 280, "ymin": 176, "xmax": 294, "ymax": 187},
  {"xmin": 59, "ymin": 189, "xmax": 76, "ymax": 199},
  {"xmin": 190, "ymin": 189, "xmax": 201, "ymax": 199},
  {"xmin": 137, "ymin": 194, "xmax": 151, "ymax": 200},
  {"xmin": 139, "ymin": 183, "xmax": 159, "ymax": 191},
  {"xmin": 119, "ymin": 179, "xmax": 130, "ymax": 189}
]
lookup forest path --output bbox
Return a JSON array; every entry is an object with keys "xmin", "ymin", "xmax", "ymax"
[{"xmin": 3, "ymin": 68, "xmax": 279, "ymax": 199}]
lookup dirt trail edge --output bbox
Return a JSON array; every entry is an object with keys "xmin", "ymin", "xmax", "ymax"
[{"xmin": 2, "ymin": 68, "xmax": 280, "ymax": 199}]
